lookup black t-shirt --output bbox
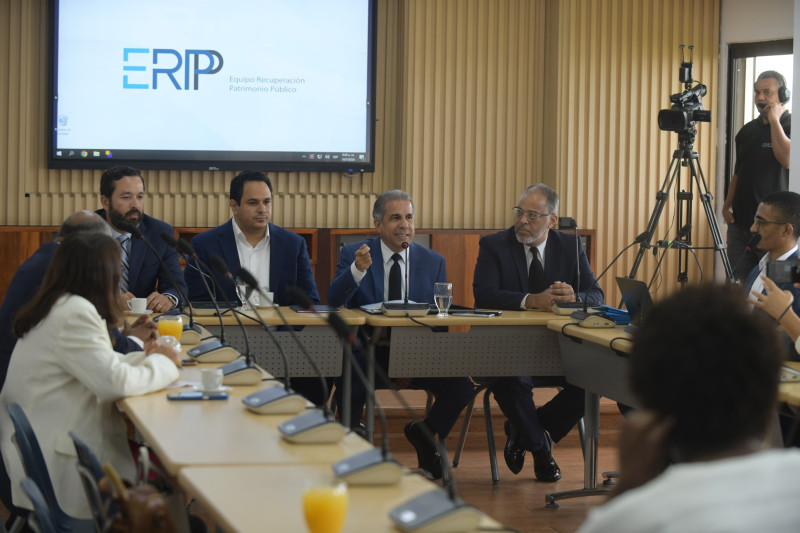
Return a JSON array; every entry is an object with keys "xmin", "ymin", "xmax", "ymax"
[{"xmin": 732, "ymin": 111, "xmax": 791, "ymax": 231}]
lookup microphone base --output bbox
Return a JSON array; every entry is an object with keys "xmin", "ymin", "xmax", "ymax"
[
  {"xmin": 186, "ymin": 340, "xmax": 240, "ymax": 363},
  {"xmin": 576, "ymin": 314, "xmax": 616, "ymax": 328},
  {"xmin": 389, "ymin": 489, "xmax": 483, "ymax": 533},
  {"xmin": 279, "ymin": 410, "xmax": 346, "ymax": 444},
  {"xmin": 220, "ymin": 359, "xmax": 262, "ymax": 386},
  {"xmin": 332, "ymin": 448, "xmax": 403, "ymax": 486},
  {"xmin": 381, "ymin": 303, "xmax": 430, "ymax": 317},
  {"xmin": 179, "ymin": 323, "xmax": 204, "ymax": 345},
  {"xmin": 242, "ymin": 385, "xmax": 306, "ymax": 415}
]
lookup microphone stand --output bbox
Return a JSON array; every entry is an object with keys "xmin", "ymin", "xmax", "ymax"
[
  {"xmin": 325, "ymin": 313, "xmax": 403, "ymax": 485},
  {"xmin": 239, "ymin": 297, "xmax": 305, "ymax": 414},
  {"xmin": 351, "ymin": 349, "xmax": 482, "ymax": 530},
  {"xmin": 201, "ymin": 256, "xmax": 262, "ymax": 386},
  {"xmin": 153, "ymin": 232, "xmax": 203, "ymax": 343},
  {"xmin": 570, "ymin": 231, "xmax": 651, "ymax": 328},
  {"xmin": 237, "ymin": 274, "xmax": 343, "ymax": 443},
  {"xmin": 381, "ymin": 242, "xmax": 429, "ymax": 317},
  {"xmin": 168, "ymin": 241, "xmax": 240, "ymax": 364}
]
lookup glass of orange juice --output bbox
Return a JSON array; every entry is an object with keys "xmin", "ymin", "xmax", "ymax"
[
  {"xmin": 302, "ymin": 482, "xmax": 348, "ymax": 533},
  {"xmin": 157, "ymin": 315, "xmax": 183, "ymax": 339}
]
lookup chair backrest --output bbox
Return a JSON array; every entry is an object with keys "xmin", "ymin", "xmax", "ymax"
[
  {"xmin": 6, "ymin": 403, "xmax": 61, "ymax": 515},
  {"xmin": 20, "ymin": 477, "xmax": 58, "ymax": 533},
  {"xmin": 70, "ymin": 431, "xmax": 117, "ymax": 531}
]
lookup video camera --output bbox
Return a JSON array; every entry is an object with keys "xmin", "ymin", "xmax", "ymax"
[{"xmin": 657, "ymin": 45, "xmax": 711, "ymax": 133}]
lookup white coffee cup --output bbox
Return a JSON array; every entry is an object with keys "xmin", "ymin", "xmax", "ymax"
[
  {"xmin": 200, "ymin": 368, "xmax": 224, "ymax": 391},
  {"xmin": 127, "ymin": 298, "xmax": 148, "ymax": 313}
]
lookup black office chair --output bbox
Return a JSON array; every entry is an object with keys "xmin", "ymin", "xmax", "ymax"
[
  {"xmin": 6, "ymin": 403, "xmax": 94, "ymax": 533},
  {"xmin": 19, "ymin": 478, "xmax": 57, "ymax": 533},
  {"xmin": 70, "ymin": 432, "xmax": 117, "ymax": 533}
]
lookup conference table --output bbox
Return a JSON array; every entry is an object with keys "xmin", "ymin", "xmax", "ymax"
[
  {"xmin": 120, "ymin": 356, "xmax": 505, "ymax": 531},
  {"xmin": 190, "ymin": 307, "xmax": 366, "ymax": 377},
  {"xmin": 546, "ymin": 318, "xmax": 635, "ymax": 507},
  {"xmin": 357, "ymin": 310, "xmax": 564, "ymax": 439}
]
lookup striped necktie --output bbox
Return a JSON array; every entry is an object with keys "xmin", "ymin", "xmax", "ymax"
[{"xmin": 118, "ymin": 233, "xmax": 130, "ymax": 293}]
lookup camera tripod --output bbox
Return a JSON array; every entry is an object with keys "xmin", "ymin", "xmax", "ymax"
[{"xmin": 628, "ymin": 131, "xmax": 733, "ymax": 284}]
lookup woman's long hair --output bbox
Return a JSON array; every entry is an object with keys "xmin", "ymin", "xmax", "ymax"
[{"xmin": 14, "ymin": 232, "xmax": 122, "ymax": 341}]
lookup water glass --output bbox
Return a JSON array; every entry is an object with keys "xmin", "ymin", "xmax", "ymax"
[
  {"xmin": 434, "ymin": 282, "xmax": 453, "ymax": 318},
  {"xmin": 236, "ymin": 283, "xmax": 253, "ymax": 311}
]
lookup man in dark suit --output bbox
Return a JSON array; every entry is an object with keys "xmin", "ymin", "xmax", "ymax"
[
  {"xmin": 184, "ymin": 171, "xmax": 319, "ymax": 306},
  {"xmin": 745, "ymin": 190, "xmax": 800, "ymax": 357},
  {"xmin": 96, "ymin": 165, "xmax": 187, "ymax": 313},
  {"xmin": 473, "ymin": 183, "xmax": 602, "ymax": 482},
  {"xmin": 328, "ymin": 190, "xmax": 474, "ymax": 480},
  {"xmin": 184, "ymin": 171, "xmax": 325, "ymax": 405}
]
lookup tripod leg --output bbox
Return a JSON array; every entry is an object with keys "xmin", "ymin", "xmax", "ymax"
[{"xmin": 687, "ymin": 156, "xmax": 734, "ymax": 281}]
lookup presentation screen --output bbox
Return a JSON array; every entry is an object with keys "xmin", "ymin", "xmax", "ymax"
[{"xmin": 48, "ymin": 0, "xmax": 376, "ymax": 172}]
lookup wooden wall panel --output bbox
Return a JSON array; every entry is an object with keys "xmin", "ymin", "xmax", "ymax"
[
  {"xmin": 552, "ymin": 0, "xmax": 720, "ymax": 304},
  {"xmin": 1, "ymin": 0, "xmax": 721, "ymax": 304}
]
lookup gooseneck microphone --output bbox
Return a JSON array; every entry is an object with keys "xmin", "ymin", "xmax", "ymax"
[
  {"xmin": 551, "ymin": 217, "xmax": 602, "ymax": 315},
  {"xmin": 238, "ymin": 279, "xmax": 344, "ymax": 443},
  {"xmin": 311, "ymin": 310, "xmax": 402, "ymax": 484},
  {"xmin": 203, "ymin": 256, "xmax": 262, "ymax": 386},
  {"xmin": 381, "ymin": 242, "xmax": 429, "ymax": 317},
  {"xmin": 570, "ymin": 231, "xmax": 652, "ymax": 328},
  {"xmin": 149, "ymin": 231, "xmax": 204, "ymax": 343},
  {"xmin": 728, "ymin": 233, "xmax": 763, "ymax": 284},
  {"xmin": 166, "ymin": 239, "xmax": 240, "ymax": 364}
]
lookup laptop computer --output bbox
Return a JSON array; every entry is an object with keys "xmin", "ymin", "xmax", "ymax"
[{"xmin": 615, "ymin": 277, "xmax": 654, "ymax": 334}]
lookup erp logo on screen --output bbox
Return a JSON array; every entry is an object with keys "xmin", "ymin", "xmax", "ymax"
[{"xmin": 122, "ymin": 48, "xmax": 224, "ymax": 90}]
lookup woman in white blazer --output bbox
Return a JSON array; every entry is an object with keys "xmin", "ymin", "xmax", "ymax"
[{"xmin": 0, "ymin": 232, "xmax": 182, "ymax": 518}]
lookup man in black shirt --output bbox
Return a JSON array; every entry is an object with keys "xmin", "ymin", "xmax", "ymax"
[{"xmin": 723, "ymin": 70, "xmax": 791, "ymax": 281}]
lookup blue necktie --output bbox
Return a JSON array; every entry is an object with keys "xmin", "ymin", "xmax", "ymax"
[{"xmin": 118, "ymin": 234, "xmax": 130, "ymax": 293}]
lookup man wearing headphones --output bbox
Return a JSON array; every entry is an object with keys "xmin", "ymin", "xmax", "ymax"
[{"xmin": 723, "ymin": 70, "xmax": 791, "ymax": 281}]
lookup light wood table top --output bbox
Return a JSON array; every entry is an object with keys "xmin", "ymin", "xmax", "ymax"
[
  {"xmin": 178, "ymin": 464, "xmax": 502, "ymax": 533},
  {"xmin": 191, "ymin": 306, "xmax": 366, "ymax": 327},
  {"xmin": 360, "ymin": 309, "xmax": 561, "ymax": 327},
  {"xmin": 119, "ymin": 365, "xmax": 371, "ymax": 476},
  {"xmin": 547, "ymin": 317, "xmax": 633, "ymax": 353},
  {"xmin": 779, "ymin": 361, "xmax": 800, "ymax": 407}
]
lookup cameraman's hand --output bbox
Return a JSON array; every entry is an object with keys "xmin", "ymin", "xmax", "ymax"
[{"xmin": 765, "ymin": 102, "xmax": 784, "ymax": 125}]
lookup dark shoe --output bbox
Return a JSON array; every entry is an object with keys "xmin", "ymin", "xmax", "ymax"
[
  {"xmin": 532, "ymin": 435, "xmax": 561, "ymax": 482},
  {"xmin": 404, "ymin": 421, "xmax": 443, "ymax": 480},
  {"xmin": 352, "ymin": 423, "xmax": 368, "ymax": 440},
  {"xmin": 503, "ymin": 420, "xmax": 526, "ymax": 475}
]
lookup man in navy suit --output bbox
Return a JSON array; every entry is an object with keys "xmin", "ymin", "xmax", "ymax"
[
  {"xmin": 328, "ymin": 190, "xmax": 474, "ymax": 479},
  {"xmin": 96, "ymin": 165, "xmax": 187, "ymax": 313},
  {"xmin": 184, "ymin": 171, "xmax": 325, "ymax": 404},
  {"xmin": 745, "ymin": 190, "xmax": 800, "ymax": 356},
  {"xmin": 473, "ymin": 183, "xmax": 602, "ymax": 482},
  {"xmin": 184, "ymin": 170, "xmax": 319, "ymax": 306}
]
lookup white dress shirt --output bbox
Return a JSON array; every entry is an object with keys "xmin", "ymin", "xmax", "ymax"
[{"xmin": 231, "ymin": 218, "xmax": 270, "ymax": 305}]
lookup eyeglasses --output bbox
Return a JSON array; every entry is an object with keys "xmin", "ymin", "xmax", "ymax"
[
  {"xmin": 512, "ymin": 207, "xmax": 552, "ymax": 220},
  {"xmin": 753, "ymin": 215, "xmax": 791, "ymax": 228}
]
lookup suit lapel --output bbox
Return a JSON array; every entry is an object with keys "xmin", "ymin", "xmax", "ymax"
[
  {"xmin": 219, "ymin": 220, "xmax": 241, "ymax": 275},
  {"xmin": 543, "ymin": 229, "xmax": 558, "ymax": 285},
  {"xmin": 268, "ymin": 224, "xmax": 283, "ymax": 291},
  {"xmin": 127, "ymin": 218, "xmax": 148, "ymax": 289},
  {"xmin": 367, "ymin": 237, "xmax": 385, "ymax": 302}
]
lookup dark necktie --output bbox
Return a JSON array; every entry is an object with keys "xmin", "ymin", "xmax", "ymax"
[
  {"xmin": 528, "ymin": 247, "xmax": 546, "ymax": 293},
  {"xmin": 388, "ymin": 253, "xmax": 402, "ymax": 300},
  {"xmin": 118, "ymin": 234, "xmax": 130, "ymax": 293}
]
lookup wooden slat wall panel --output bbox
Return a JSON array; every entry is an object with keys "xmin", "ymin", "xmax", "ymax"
[
  {"xmin": 553, "ymin": 0, "xmax": 720, "ymax": 304},
  {"xmin": 1, "ymin": 0, "xmax": 721, "ymax": 303},
  {"xmin": 399, "ymin": 0, "xmax": 546, "ymax": 228}
]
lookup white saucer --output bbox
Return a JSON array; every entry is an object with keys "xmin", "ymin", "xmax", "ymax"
[
  {"xmin": 254, "ymin": 303, "xmax": 278, "ymax": 309},
  {"xmin": 192, "ymin": 385, "xmax": 232, "ymax": 393},
  {"xmin": 126, "ymin": 309, "xmax": 153, "ymax": 315}
]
